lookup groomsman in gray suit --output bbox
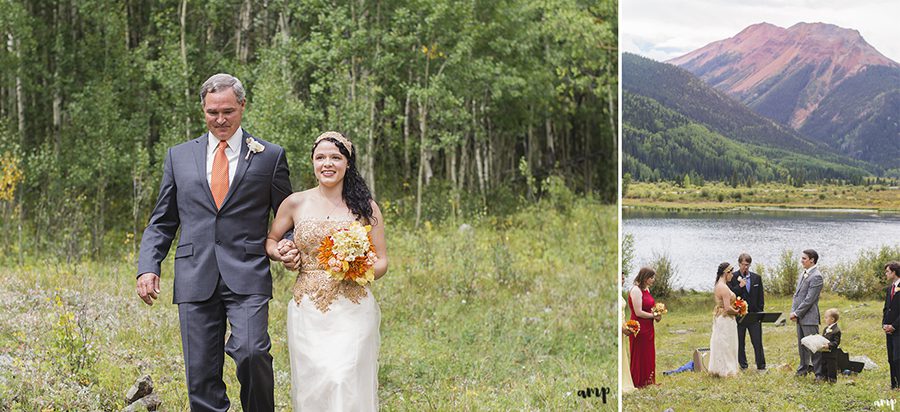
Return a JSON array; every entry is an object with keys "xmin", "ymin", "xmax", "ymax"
[
  {"xmin": 136, "ymin": 73, "xmax": 295, "ymax": 411},
  {"xmin": 790, "ymin": 249, "xmax": 825, "ymax": 380}
]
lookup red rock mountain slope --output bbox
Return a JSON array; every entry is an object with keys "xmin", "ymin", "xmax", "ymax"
[{"xmin": 668, "ymin": 22, "xmax": 899, "ymax": 128}]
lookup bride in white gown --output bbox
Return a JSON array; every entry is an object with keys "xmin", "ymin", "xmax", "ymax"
[
  {"xmin": 267, "ymin": 131, "xmax": 388, "ymax": 411},
  {"xmin": 708, "ymin": 262, "xmax": 739, "ymax": 377}
]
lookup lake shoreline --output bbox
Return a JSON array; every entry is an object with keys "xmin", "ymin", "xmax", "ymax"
[{"xmin": 624, "ymin": 200, "xmax": 900, "ymax": 214}]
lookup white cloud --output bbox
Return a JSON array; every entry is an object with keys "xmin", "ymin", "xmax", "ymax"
[{"xmin": 621, "ymin": 0, "xmax": 900, "ymax": 63}]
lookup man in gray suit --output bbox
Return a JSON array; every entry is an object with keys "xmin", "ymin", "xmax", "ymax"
[
  {"xmin": 790, "ymin": 249, "xmax": 824, "ymax": 380},
  {"xmin": 136, "ymin": 73, "xmax": 294, "ymax": 411}
]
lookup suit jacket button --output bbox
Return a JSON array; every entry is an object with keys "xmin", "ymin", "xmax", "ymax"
[{"xmin": 216, "ymin": 240, "xmax": 222, "ymax": 245}]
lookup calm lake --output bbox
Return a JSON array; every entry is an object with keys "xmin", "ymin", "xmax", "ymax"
[{"xmin": 623, "ymin": 208, "xmax": 900, "ymax": 291}]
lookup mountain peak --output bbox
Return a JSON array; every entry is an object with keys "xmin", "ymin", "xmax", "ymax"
[{"xmin": 736, "ymin": 22, "xmax": 783, "ymax": 35}]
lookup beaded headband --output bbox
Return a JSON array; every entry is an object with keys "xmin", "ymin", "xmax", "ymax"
[{"xmin": 314, "ymin": 131, "xmax": 353, "ymax": 157}]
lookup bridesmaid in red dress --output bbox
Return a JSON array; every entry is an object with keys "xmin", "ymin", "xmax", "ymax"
[{"xmin": 629, "ymin": 267, "xmax": 662, "ymax": 388}]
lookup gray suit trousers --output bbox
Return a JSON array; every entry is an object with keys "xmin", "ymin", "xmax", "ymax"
[
  {"xmin": 796, "ymin": 323, "xmax": 822, "ymax": 376},
  {"xmin": 178, "ymin": 277, "xmax": 274, "ymax": 412}
]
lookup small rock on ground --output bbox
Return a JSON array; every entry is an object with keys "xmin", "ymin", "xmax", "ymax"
[
  {"xmin": 125, "ymin": 375, "xmax": 153, "ymax": 403},
  {"xmin": 123, "ymin": 393, "xmax": 161, "ymax": 412}
]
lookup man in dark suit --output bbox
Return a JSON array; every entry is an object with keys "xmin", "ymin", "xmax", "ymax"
[
  {"xmin": 728, "ymin": 253, "xmax": 766, "ymax": 370},
  {"xmin": 882, "ymin": 261, "xmax": 900, "ymax": 389},
  {"xmin": 136, "ymin": 73, "xmax": 295, "ymax": 411}
]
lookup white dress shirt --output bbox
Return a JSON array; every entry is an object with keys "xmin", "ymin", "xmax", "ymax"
[
  {"xmin": 206, "ymin": 127, "xmax": 243, "ymax": 187},
  {"xmin": 803, "ymin": 264, "xmax": 818, "ymax": 278}
]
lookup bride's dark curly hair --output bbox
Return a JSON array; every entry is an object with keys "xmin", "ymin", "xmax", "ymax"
[
  {"xmin": 715, "ymin": 262, "xmax": 733, "ymax": 285},
  {"xmin": 311, "ymin": 132, "xmax": 376, "ymax": 224}
]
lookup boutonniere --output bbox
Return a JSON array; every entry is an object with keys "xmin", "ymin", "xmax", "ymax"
[
  {"xmin": 894, "ymin": 286, "xmax": 899, "ymax": 293},
  {"xmin": 245, "ymin": 137, "xmax": 265, "ymax": 159}
]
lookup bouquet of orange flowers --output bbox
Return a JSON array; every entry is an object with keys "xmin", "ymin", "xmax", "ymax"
[
  {"xmin": 625, "ymin": 319, "xmax": 641, "ymax": 336},
  {"xmin": 317, "ymin": 221, "xmax": 378, "ymax": 286},
  {"xmin": 733, "ymin": 297, "xmax": 748, "ymax": 316},
  {"xmin": 651, "ymin": 302, "xmax": 668, "ymax": 316}
]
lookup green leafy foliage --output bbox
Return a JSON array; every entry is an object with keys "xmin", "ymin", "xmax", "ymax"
[
  {"xmin": 829, "ymin": 245, "xmax": 900, "ymax": 300},
  {"xmin": 647, "ymin": 252, "xmax": 678, "ymax": 299},
  {"xmin": 621, "ymin": 233, "xmax": 635, "ymax": 277},
  {"xmin": 0, "ymin": 0, "xmax": 617, "ymax": 261},
  {"xmin": 768, "ymin": 250, "xmax": 801, "ymax": 296},
  {"xmin": 51, "ymin": 293, "xmax": 97, "ymax": 383}
]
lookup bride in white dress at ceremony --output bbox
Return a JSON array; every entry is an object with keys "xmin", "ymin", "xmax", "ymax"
[{"xmin": 708, "ymin": 262, "xmax": 740, "ymax": 377}]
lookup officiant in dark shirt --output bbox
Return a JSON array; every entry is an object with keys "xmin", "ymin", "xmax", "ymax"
[{"xmin": 728, "ymin": 253, "xmax": 766, "ymax": 370}]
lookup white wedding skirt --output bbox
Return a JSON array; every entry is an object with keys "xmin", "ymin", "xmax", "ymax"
[
  {"xmin": 708, "ymin": 315, "xmax": 739, "ymax": 377},
  {"xmin": 287, "ymin": 292, "xmax": 380, "ymax": 411}
]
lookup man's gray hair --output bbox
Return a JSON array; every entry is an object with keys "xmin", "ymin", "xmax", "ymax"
[{"xmin": 199, "ymin": 73, "xmax": 246, "ymax": 106}]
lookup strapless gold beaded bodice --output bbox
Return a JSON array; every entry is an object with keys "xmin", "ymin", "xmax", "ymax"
[
  {"xmin": 713, "ymin": 291, "xmax": 736, "ymax": 317},
  {"xmin": 292, "ymin": 219, "xmax": 368, "ymax": 312}
]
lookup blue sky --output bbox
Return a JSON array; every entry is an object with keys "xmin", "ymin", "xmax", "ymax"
[{"xmin": 621, "ymin": 0, "xmax": 900, "ymax": 63}]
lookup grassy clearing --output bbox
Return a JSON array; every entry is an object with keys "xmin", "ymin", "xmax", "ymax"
[
  {"xmin": 623, "ymin": 292, "xmax": 899, "ymax": 411},
  {"xmin": 0, "ymin": 201, "xmax": 617, "ymax": 411},
  {"xmin": 624, "ymin": 181, "xmax": 900, "ymax": 211}
]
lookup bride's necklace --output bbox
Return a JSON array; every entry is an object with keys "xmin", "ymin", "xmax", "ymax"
[{"xmin": 319, "ymin": 187, "xmax": 346, "ymax": 220}]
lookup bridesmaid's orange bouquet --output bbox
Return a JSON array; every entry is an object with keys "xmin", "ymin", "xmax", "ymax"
[
  {"xmin": 625, "ymin": 320, "xmax": 641, "ymax": 336},
  {"xmin": 317, "ymin": 221, "xmax": 378, "ymax": 286},
  {"xmin": 733, "ymin": 297, "xmax": 748, "ymax": 316},
  {"xmin": 651, "ymin": 302, "xmax": 668, "ymax": 316}
]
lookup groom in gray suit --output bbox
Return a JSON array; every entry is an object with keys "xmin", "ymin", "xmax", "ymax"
[
  {"xmin": 136, "ymin": 73, "xmax": 294, "ymax": 411},
  {"xmin": 790, "ymin": 249, "xmax": 824, "ymax": 380}
]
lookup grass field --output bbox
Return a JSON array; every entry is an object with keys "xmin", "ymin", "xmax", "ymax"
[
  {"xmin": 0, "ymin": 201, "xmax": 617, "ymax": 411},
  {"xmin": 624, "ymin": 181, "xmax": 900, "ymax": 212},
  {"xmin": 623, "ymin": 292, "xmax": 900, "ymax": 411}
]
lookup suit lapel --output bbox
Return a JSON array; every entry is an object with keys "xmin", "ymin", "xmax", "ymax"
[
  {"xmin": 795, "ymin": 272, "xmax": 805, "ymax": 296},
  {"xmin": 219, "ymin": 131, "xmax": 252, "ymax": 210},
  {"xmin": 894, "ymin": 287, "xmax": 900, "ymax": 312},
  {"xmin": 191, "ymin": 134, "xmax": 217, "ymax": 209},
  {"xmin": 747, "ymin": 273, "xmax": 755, "ymax": 300}
]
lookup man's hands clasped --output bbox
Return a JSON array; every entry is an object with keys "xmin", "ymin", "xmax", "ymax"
[{"xmin": 276, "ymin": 239, "xmax": 300, "ymax": 271}]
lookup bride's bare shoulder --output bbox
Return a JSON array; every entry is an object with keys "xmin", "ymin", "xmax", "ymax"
[
  {"xmin": 714, "ymin": 283, "xmax": 727, "ymax": 295},
  {"xmin": 279, "ymin": 190, "xmax": 316, "ymax": 213},
  {"xmin": 287, "ymin": 189, "xmax": 317, "ymax": 203}
]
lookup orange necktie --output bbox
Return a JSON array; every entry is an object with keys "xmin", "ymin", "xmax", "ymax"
[{"xmin": 211, "ymin": 140, "xmax": 229, "ymax": 209}]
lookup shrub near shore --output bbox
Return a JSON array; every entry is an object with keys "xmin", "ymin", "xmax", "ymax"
[
  {"xmin": 624, "ymin": 181, "xmax": 900, "ymax": 211},
  {"xmin": 754, "ymin": 246, "xmax": 899, "ymax": 300}
]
